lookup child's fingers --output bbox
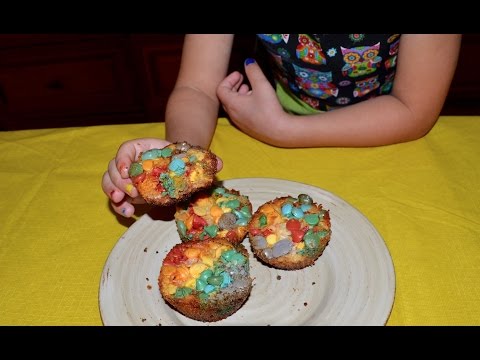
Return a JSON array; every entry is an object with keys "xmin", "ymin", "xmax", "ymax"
[
  {"xmin": 107, "ymin": 158, "xmax": 139, "ymax": 199},
  {"xmin": 244, "ymin": 58, "xmax": 269, "ymax": 89},
  {"xmin": 115, "ymin": 143, "xmax": 138, "ymax": 178},
  {"xmin": 238, "ymin": 84, "xmax": 251, "ymax": 95},
  {"xmin": 111, "ymin": 198, "xmax": 136, "ymax": 218}
]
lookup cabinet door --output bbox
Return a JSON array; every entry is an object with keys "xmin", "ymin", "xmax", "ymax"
[{"xmin": 0, "ymin": 36, "xmax": 144, "ymax": 130}]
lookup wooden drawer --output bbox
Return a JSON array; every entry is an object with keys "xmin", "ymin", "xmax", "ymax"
[{"xmin": 0, "ymin": 36, "xmax": 143, "ymax": 130}]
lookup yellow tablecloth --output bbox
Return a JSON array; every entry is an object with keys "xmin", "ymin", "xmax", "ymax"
[{"xmin": 0, "ymin": 117, "xmax": 479, "ymax": 325}]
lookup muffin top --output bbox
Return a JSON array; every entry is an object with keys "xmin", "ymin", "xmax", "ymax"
[
  {"xmin": 128, "ymin": 141, "xmax": 217, "ymax": 206},
  {"xmin": 248, "ymin": 193, "xmax": 331, "ymax": 270},
  {"xmin": 159, "ymin": 239, "xmax": 251, "ymax": 302},
  {"xmin": 175, "ymin": 186, "xmax": 252, "ymax": 244}
]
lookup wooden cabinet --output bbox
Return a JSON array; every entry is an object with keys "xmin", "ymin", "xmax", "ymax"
[
  {"xmin": 0, "ymin": 34, "xmax": 185, "ymax": 130},
  {"xmin": 0, "ymin": 34, "xmax": 256, "ymax": 131},
  {"xmin": 0, "ymin": 34, "xmax": 477, "ymax": 131},
  {"xmin": 441, "ymin": 34, "xmax": 480, "ymax": 115},
  {"xmin": 0, "ymin": 35, "xmax": 143, "ymax": 130}
]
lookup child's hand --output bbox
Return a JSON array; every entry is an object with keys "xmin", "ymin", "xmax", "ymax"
[
  {"xmin": 216, "ymin": 59, "xmax": 289, "ymax": 146},
  {"xmin": 102, "ymin": 138, "xmax": 171, "ymax": 217},
  {"xmin": 102, "ymin": 138, "xmax": 223, "ymax": 217}
]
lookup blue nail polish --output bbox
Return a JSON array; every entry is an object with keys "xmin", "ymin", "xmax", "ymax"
[
  {"xmin": 245, "ymin": 58, "xmax": 255, "ymax": 66},
  {"xmin": 121, "ymin": 208, "xmax": 126, "ymax": 215}
]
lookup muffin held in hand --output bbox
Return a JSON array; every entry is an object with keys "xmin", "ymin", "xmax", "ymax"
[
  {"xmin": 158, "ymin": 239, "xmax": 252, "ymax": 322},
  {"xmin": 174, "ymin": 186, "xmax": 252, "ymax": 244},
  {"xmin": 128, "ymin": 141, "xmax": 217, "ymax": 206},
  {"xmin": 248, "ymin": 194, "xmax": 331, "ymax": 270}
]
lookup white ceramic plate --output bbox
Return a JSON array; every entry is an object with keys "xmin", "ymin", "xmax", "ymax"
[{"xmin": 99, "ymin": 178, "xmax": 395, "ymax": 326}]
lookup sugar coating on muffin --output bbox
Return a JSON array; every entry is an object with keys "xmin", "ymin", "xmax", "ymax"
[
  {"xmin": 248, "ymin": 194, "xmax": 331, "ymax": 270},
  {"xmin": 128, "ymin": 141, "xmax": 217, "ymax": 206},
  {"xmin": 174, "ymin": 186, "xmax": 252, "ymax": 244},
  {"xmin": 158, "ymin": 239, "xmax": 252, "ymax": 322}
]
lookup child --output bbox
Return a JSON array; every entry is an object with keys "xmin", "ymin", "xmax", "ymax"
[{"xmin": 102, "ymin": 34, "xmax": 461, "ymax": 217}]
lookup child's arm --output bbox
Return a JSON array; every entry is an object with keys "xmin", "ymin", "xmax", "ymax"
[
  {"xmin": 165, "ymin": 34, "xmax": 235, "ymax": 149},
  {"xmin": 217, "ymin": 34, "xmax": 462, "ymax": 147}
]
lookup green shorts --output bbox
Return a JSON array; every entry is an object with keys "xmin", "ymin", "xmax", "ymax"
[{"xmin": 276, "ymin": 81, "xmax": 323, "ymax": 115}]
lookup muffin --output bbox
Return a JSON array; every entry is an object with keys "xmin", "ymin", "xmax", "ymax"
[
  {"xmin": 174, "ymin": 186, "xmax": 252, "ymax": 244},
  {"xmin": 248, "ymin": 193, "xmax": 331, "ymax": 270},
  {"xmin": 128, "ymin": 141, "xmax": 217, "ymax": 206},
  {"xmin": 158, "ymin": 239, "xmax": 252, "ymax": 322}
]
